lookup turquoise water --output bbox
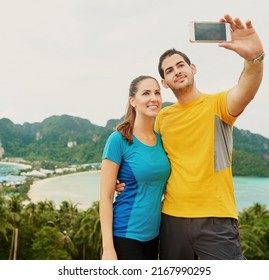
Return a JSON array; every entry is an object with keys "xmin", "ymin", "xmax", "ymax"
[
  {"xmin": 28, "ymin": 172, "xmax": 269, "ymax": 212},
  {"xmin": 233, "ymin": 176, "xmax": 269, "ymax": 212},
  {"xmin": 0, "ymin": 163, "xmax": 29, "ymax": 183},
  {"xmin": 1, "ymin": 163, "xmax": 268, "ymax": 212}
]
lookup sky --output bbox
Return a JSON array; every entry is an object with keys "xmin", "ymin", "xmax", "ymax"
[{"xmin": 0, "ymin": 0, "xmax": 268, "ymax": 138}]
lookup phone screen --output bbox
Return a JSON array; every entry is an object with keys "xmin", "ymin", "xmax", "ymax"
[{"xmin": 194, "ymin": 22, "xmax": 227, "ymax": 41}]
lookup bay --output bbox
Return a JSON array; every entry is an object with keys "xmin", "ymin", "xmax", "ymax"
[
  {"xmin": 28, "ymin": 171, "xmax": 101, "ymax": 210},
  {"xmin": 0, "ymin": 162, "xmax": 31, "ymax": 184},
  {"xmin": 28, "ymin": 171, "xmax": 269, "ymax": 213},
  {"xmin": 233, "ymin": 176, "xmax": 269, "ymax": 212}
]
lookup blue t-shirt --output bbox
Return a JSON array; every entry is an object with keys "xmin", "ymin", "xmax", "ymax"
[{"xmin": 102, "ymin": 130, "xmax": 171, "ymax": 242}]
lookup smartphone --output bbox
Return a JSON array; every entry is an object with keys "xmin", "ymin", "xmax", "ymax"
[{"xmin": 189, "ymin": 21, "xmax": 231, "ymax": 43}]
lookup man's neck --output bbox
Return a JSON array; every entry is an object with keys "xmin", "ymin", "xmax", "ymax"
[{"xmin": 175, "ymin": 88, "xmax": 202, "ymax": 105}]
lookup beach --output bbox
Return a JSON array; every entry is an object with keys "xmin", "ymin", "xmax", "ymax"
[
  {"xmin": 27, "ymin": 171, "xmax": 269, "ymax": 212},
  {"xmin": 27, "ymin": 170, "xmax": 101, "ymax": 210}
]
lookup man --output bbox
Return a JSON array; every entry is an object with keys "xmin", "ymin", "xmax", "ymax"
[
  {"xmin": 117, "ymin": 14, "xmax": 264, "ymax": 259},
  {"xmin": 155, "ymin": 14, "xmax": 264, "ymax": 260}
]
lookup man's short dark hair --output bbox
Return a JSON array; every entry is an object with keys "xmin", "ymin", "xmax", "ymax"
[{"xmin": 158, "ymin": 49, "xmax": 191, "ymax": 79}]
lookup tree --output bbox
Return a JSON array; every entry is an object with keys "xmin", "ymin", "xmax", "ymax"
[
  {"xmin": 239, "ymin": 203, "xmax": 269, "ymax": 259},
  {"xmin": 73, "ymin": 201, "xmax": 101, "ymax": 259},
  {"xmin": 0, "ymin": 192, "xmax": 13, "ymax": 259},
  {"xmin": 32, "ymin": 226, "xmax": 72, "ymax": 260},
  {"xmin": 57, "ymin": 200, "xmax": 79, "ymax": 231},
  {"xmin": 0, "ymin": 192, "xmax": 12, "ymax": 242},
  {"xmin": 7, "ymin": 195, "xmax": 23, "ymax": 260}
]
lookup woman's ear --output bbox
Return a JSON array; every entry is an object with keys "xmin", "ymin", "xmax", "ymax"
[{"xmin": 129, "ymin": 97, "xmax": 136, "ymax": 108}]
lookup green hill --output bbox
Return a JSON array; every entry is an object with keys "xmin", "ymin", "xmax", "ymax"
[{"xmin": 0, "ymin": 113, "xmax": 269, "ymax": 176}]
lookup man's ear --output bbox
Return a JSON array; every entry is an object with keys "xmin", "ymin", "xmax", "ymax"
[
  {"xmin": 161, "ymin": 79, "xmax": 169, "ymax": 89},
  {"xmin": 190, "ymin": 63, "xmax": 197, "ymax": 74}
]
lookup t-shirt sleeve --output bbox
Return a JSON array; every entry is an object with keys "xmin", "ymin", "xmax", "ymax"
[
  {"xmin": 102, "ymin": 131, "xmax": 123, "ymax": 165},
  {"xmin": 216, "ymin": 91, "xmax": 239, "ymax": 126}
]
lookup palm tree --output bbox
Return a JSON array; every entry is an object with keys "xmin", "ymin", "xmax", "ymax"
[
  {"xmin": 58, "ymin": 229, "xmax": 77, "ymax": 257},
  {"xmin": 88, "ymin": 201, "xmax": 101, "ymax": 256},
  {"xmin": 73, "ymin": 201, "xmax": 101, "ymax": 259},
  {"xmin": 57, "ymin": 200, "xmax": 78, "ymax": 231},
  {"xmin": 35, "ymin": 200, "xmax": 57, "ymax": 227},
  {"xmin": 22, "ymin": 202, "xmax": 39, "ymax": 227},
  {"xmin": 0, "ymin": 193, "xmax": 13, "ymax": 242},
  {"xmin": 7, "ymin": 195, "xmax": 23, "ymax": 260},
  {"xmin": 73, "ymin": 211, "xmax": 92, "ymax": 259}
]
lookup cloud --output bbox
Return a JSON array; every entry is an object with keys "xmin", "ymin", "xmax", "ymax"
[{"xmin": 0, "ymin": 0, "xmax": 268, "ymax": 138}]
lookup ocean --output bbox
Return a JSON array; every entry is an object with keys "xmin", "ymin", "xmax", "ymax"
[
  {"xmin": 0, "ymin": 162, "xmax": 31, "ymax": 184},
  {"xmin": 233, "ymin": 176, "xmax": 269, "ymax": 211},
  {"xmin": 29, "ymin": 171, "xmax": 269, "ymax": 213},
  {"xmin": 1, "ymin": 163, "xmax": 269, "ymax": 212}
]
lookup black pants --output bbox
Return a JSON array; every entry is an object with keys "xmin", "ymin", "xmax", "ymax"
[
  {"xmin": 113, "ymin": 236, "xmax": 159, "ymax": 260},
  {"xmin": 160, "ymin": 214, "xmax": 245, "ymax": 260}
]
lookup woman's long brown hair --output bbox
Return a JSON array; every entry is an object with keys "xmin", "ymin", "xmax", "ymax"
[{"xmin": 116, "ymin": 75, "xmax": 158, "ymax": 144}]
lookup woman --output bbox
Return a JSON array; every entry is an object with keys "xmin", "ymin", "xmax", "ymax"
[{"xmin": 100, "ymin": 75, "xmax": 171, "ymax": 260}]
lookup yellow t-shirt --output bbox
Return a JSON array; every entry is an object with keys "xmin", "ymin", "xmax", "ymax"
[{"xmin": 155, "ymin": 92, "xmax": 239, "ymax": 219}]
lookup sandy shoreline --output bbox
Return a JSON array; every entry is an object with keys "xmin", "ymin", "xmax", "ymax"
[{"xmin": 27, "ymin": 170, "xmax": 100, "ymax": 202}]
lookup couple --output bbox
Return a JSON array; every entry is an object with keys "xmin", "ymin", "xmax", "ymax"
[{"xmin": 99, "ymin": 14, "xmax": 264, "ymax": 260}]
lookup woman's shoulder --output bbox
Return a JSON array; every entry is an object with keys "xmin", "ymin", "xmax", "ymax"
[{"xmin": 107, "ymin": 130, "xmax": 122, "ymax": 142}]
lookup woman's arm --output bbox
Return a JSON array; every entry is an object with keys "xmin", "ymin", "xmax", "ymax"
[{"xmin": 99, "ymin": 159, "xmax": 120, "ymax": 260}]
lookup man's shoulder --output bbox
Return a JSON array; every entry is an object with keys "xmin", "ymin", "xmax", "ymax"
[
  {"xmin": 159, "ymin": 102, "xmax": 177, "ymax": 114},
  {"xmin": 200, "ymin": 91, "xmax": 228, "ymax": 105},
  {"xmin": 203, "ymin": 91, "xmax": 228, "ymax": 99}
]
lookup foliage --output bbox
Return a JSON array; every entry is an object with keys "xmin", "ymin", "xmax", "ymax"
[
  {"xmin": 0, "ymin": 191, "xmax": 13, "ymax": 242},
  {"xmin": 238, "ymin": 203, "xmax": 269, "ymax": 259},
  {"xmin": 32, "ymin": 226, "xmax": 73, "ymax": 260},
  {"xmin": 0, "ymin": 115, "xmax": 107, "ymax": 164},
  {"xmin": 73, "ymin": 201, "xmax": 101, "ymax": 260},
  {"xmin": 0, "ymin": 189, "xmax": 102, "ymax": 260},
  {"xmin": 232, "ymin": 127, "xmax": 269, "ymax": 176},
  {"xmin": 1, "ymin": 186, "xmax": 269, "ymax": 260},
  {"xmin": 1, "ymin": 115, "xmax": 269, "ymax": 176}
]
